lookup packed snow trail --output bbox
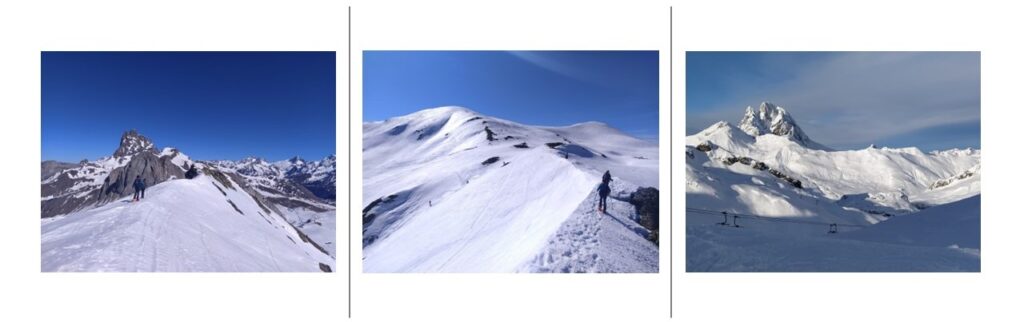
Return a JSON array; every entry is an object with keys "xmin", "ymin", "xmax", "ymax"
[
  {"xmin": 526, "ymin": 181, "xmax": 658, "ymax": 273},
  {"xmin": 41, "ymin": 176, "xmax": 333, "ymax": 272}
]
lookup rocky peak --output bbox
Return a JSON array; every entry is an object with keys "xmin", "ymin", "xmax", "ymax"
[
  {"xmin": 737, "ymin": 102, "xmax": 818, "ymax": 148},
  {"xmin": 113, "ymin": 129, "xmax": 157, "ymax": 157},
  {"xmin": 320, "ymin": 155, "xmax": 336, "ymax": 165}
]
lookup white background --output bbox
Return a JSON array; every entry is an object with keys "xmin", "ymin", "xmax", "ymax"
[{"xmin": 2, "ymin": 0, "xmax": 1022, "ymax": 321}]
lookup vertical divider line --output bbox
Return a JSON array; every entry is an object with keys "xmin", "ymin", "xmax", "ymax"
[
  {"xmin": 668, "ymin": 5, "xmax": 674, "ymax": 319},
  {"xmin": 347, "ymin": 5, "xmax": 352, "ymax": 320}
]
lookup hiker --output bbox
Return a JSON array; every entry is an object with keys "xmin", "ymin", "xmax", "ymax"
[
  {"xmin": 602, "ymin": 170, "xmax": 613, "ymax": 184},
  {"xmin": 184, "ymin": 163, "xmax": 199, "ymax": 179},
  {"xmin": 597, "ymin": 179, "xmax": 611, "ymax": 214},
  {"xmin": 132, "ymin": 175, "xmax": 147, "ymax": 201}
]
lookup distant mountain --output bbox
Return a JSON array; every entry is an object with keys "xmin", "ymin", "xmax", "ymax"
[
  {"xmin": 274, "ymin": 155, "xmax": 337, "ymax": 200},
  {"xmin": 41, "ymin": 160, "xmax": 81, "ymax": 180},
  {"xmin": 738, "ymin": 101, "xmax": 829, "ymax": 150},
  {"xmin": 362, "ymin": 106, "xmax": 659, "ymax": 273}
]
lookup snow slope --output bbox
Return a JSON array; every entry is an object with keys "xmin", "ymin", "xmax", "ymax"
[
  {"xmin": 687, "ymin": 121, "xmax": 980, "ymax": 203},
  {"xmin": 362, "ymin": 106, "xmax": 658, "ymax": 273},
  {"xmin": 686, "ymin": 195, "xmax": 980, "ymax": 272},
  {"xmin": 843, "ymin": 195, "xmax": 980, "ymax": 249},
  {"xmin": 686, "ymin": 223, "xmax": 980, "ymax": 272},
  {"xmin": 207, "ymin": 156, "xmax": 337, "ymax": 255},
  {"xmin": 42, "ymin": 175, "xmax": 334, "ymax": 272},
  {"xmin": 686, "ymin": 103, "xmax": 980, "ymax": 271}
]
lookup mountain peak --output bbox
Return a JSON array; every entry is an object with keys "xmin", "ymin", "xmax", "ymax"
[
  {"xmin": 113, "ymin": 129, "xmax": 157, "ymax": 157},
  {"xmin": 241, "ymin": 156, "xmax": 266, "ymax": 163},
  {"xmin": 737, "ymin": 102, "xmax": 822, "ymax": 149}
]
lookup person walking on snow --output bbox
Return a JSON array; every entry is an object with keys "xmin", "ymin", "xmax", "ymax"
[
  {"xmin": 132, "ymin": 175, "xmax": 147, "ymax": 201},
  {"xmin": 597, "ymin": 171, "xmax": 612, "ymax": 214}
]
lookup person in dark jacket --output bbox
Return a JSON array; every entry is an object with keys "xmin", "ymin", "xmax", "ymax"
[
  {"xmin": 132, "ymin": 175, "xmax": 146, "ymax": 201},
  {"xmin": 597, "ymin": 180, "xmax": 611, "ymax": 214},
  {"xmin": 602, "ymin": 170, "xmax": 613, "ymax": 184}
]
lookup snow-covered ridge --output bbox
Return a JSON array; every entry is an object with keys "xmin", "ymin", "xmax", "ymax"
[
  {"xmin": 41, "ymin": 130, "xmax": 338, "ymax": 271},
  {"xmin": 363, "ymin": 106, "xmax": 659, "ymax": 272},
  {"xmin": 687, "ymin": 117, "xmax": 980, "ymax": 202}
]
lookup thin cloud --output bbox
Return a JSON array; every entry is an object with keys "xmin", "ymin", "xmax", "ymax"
[
  {"xmin": 506, "ymin": 51, "xmax": 595, "ymax": 84},
  {"xmin": 687, "ymin": 52, "xmax": 980, "ymax": 150}
]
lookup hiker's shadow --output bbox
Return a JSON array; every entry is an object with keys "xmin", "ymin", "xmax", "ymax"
[{"xmin": 602, "ymin": 209, "xmax": 650, "ymax": 240}]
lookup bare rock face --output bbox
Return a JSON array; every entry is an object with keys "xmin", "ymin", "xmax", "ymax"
[
  {"xmin": 113, "ymin": 129, "xmax": 157, "ymax": 157},
  {"xmin": 96, "ymin": 152, "xmax": 186, "ymax": 205},
  {"xmin": 41, "ymin": 161, "xmax": 79, "ymax": 180},
  {"xmin": 629, "ymin": 187, "xmax": 659, "ymax": 245},
  {"xmin": 40, "ymin": 130, "xmax": 185, "ymax": 218}
]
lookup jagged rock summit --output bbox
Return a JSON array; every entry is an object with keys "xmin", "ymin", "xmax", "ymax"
[
  {"xmin": 113, "ymin": 129, "xmax": 157, "ymax": 157},
  {"xmin": 737, "ymin": 102, "xmax": 826, "ymax": 150}
]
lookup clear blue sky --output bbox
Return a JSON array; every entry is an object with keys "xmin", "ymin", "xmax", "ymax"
[
  {"xmin": 42, "ymin": 52, "xmax": 335, "ymax": 162},
  {"xmin": 686, "ymin": 52, "xmax": 980, "ymax": 151},
  {"xmin": 364, "ymin": 51, "xmax": 659, "ymax": 141}
]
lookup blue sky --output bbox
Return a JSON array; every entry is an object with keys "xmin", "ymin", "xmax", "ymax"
[
  {"xmin": 42, "ymin": 52, "xmax": 335, "ymax": 162},
  {"xmin": 686, "ymin": 52, "xmax": 980, "ymax": 151},
  {"xmin": 364, "ymin": 51, "xmax": 659, "ymax": 141}
]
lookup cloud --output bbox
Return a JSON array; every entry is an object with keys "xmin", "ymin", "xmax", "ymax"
[
  {"xmin": 505, "ymin": 51, "xmax": 654, "ymax": 91},
  {"xmin": 507, "ymin": 51, "xmax": 595, "ymax": 83},
  {"xmin": 687, "ymin": 52, "xmax": 980, "ymax": 149}
]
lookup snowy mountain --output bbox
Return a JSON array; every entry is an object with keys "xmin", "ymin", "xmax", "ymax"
[
  {"xmin": 686, "ymin": 102, "xmax": 980, "ymax": 271},
  {"xmin": 41, "ymin": 130, "xmax": 336, "ymax": 271},
  {"xmin": 41, "ymin": 160, "xmax": 81, "ymax": 180},
  {"xmin": 42, "ymin": 130, "xmax": 190, "ymax": 218},
  {"xmin": 362, "ymin": 106, "xmax": 659, "ymax": 273},
  {"xmin": 274, "ymin": 155, "xmax": 337, "ymax": 200},
  {"xmin": 738, "ymin": 102, "xmax": 827, "ymax": 150}
]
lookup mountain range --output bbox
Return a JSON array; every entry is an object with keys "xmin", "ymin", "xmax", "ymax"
[{"xmin": 40, "ymin": 130, "xmax": 336, "ymax": 272}]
